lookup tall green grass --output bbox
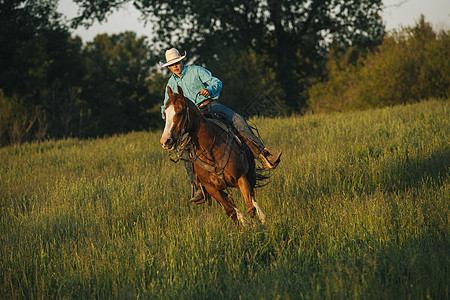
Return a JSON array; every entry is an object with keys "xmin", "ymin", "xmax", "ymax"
[{"xmin": 1, "ymin": 100, "xmax": 448, "ymax": 299}]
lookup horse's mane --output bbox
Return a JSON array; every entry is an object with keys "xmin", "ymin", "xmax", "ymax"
[
  {"xmin": 184, "ymin": 97, "xmax": 206, "ymax": 122},
  {"xmin": 183, "ymin": 97, "xmax": 225, "ymax": 139}
]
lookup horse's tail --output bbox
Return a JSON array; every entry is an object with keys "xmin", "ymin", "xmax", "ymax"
[
  {"xmin": 255, "ymin": 166, "xmax": 270, "ymax": 188},
  {"xmin": 242, "ymin": 121, "xmax": 271, "ymax": 188},
  {"xmin": 243, "ymin": 145, "xmax": 271, "ymax": 188}
]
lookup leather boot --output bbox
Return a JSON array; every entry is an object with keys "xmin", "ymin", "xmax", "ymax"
[
  {"xmin": 242, "ymin": 138, "xmax": 282, "ymax": 170},
  {"xmin": 190, "ymin": 184, "xmax": 211, "ymax": 205},
  {"xmin": 259, "ymin": 148, "xmax": 282, "ymax": 170},
  {"xmin": 190, "ymin": 188, "xmax": 205, "ymax": 204}
]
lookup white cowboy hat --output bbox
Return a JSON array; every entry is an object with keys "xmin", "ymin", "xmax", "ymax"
[{"xmin": 159, "ymin": 48, "xmax": 187, "ymax": 67}]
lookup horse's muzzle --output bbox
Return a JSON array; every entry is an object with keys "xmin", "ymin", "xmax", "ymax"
[{"xmin": 160, "ymin": 135, "xmax": 177, "ymax": 150}]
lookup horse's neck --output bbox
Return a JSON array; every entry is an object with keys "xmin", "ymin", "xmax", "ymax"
[{"xmin": 188, "ymin": 103, "xmax": 215, "ymax": 151}]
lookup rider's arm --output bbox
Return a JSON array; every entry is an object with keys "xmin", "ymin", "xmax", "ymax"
[{"xmin": 197, "ymin": 66, "xmax": 222, "ymax": 99}]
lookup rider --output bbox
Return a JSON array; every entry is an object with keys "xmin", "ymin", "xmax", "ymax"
[{"xmin": 160, "ymin": 48, "xmax": 282, "ymax": 203}]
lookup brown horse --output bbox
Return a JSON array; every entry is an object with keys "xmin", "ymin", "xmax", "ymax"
[{"xmin": 160, "ymin": 86, "xmax": 266, "ymax": 226}]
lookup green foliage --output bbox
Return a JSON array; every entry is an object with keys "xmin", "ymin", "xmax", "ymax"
[
  {"xmin": 81, "ymin": 32, "xmax": 161, "ymax": 135},
  {"xmin": 0, "ymin": 2, "xmax": 163, "ymax": 146},
  {"xmin": 0, "ymin": 90, "xmax": 47, "ymax": 146},
  {"xmin": 308, "ymin": 16, "xmax": 450, "ymax": 113},
  {"xmin": 71, "ymin": 0, "xmax": 385, "ymax": 109},
  {"xmin": 0, "ymin": 0, "xmax": 387, "ymax": 146},
  {"xmin": 0, "ymin": 0, "xmax": 87, "ymax": 143},
  {"xmin": 213, "ymin": 48, "xmax": 288, "ymax": 115},
  {"xmin": 1, "ymin": 100, "xmax": 448, "ymax": 298},
  {"xmin": 3, "ymin": 1, "xmax": 448, "ymax": 149}
]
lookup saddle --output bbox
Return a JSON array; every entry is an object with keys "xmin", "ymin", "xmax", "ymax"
[{"xmin": 202, "ymin": 112, "xmax": 242, "ymax": 143}]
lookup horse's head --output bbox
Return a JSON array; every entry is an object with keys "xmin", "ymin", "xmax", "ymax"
[{"xmin": 160, "ymin": 86, "xmax": 190, "ymax": 150}]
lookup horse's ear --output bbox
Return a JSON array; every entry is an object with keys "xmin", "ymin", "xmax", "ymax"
[
  {"xmin": 167, "ymin": 86, "xmax": 173, "ymax": 97},
  {"xmin": 177, "ymin": 86, "xmax": 184, "ymax": 98}
]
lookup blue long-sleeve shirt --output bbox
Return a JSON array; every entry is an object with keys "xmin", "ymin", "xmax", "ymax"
[{"xmin": 161, "ymin": 65, "xmax": 222, "ymax": 119}]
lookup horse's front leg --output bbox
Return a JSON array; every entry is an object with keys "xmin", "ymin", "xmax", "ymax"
[
  {"xmin": 237, "ymin": 176, "xmax": 266, "ymax": 224},
  {"xmin": 204, "ymin": 184, "xmax": 249, "ymax": 226}
]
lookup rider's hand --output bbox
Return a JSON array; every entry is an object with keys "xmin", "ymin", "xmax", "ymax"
[{"xmin": 199, "ymin": 89, "xmax": 210, "ymax": 97}]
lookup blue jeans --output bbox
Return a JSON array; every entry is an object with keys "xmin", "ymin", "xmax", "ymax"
[{"xmin": 202, "ymin": 101, "xmax": 265, "ymax": 148}]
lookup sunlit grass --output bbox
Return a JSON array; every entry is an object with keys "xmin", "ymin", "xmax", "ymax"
[{"xmin": 1, "ymin": 99, "xmax": 448, "ymax": 299}]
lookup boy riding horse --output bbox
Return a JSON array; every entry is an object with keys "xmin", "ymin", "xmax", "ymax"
[{"xmin": 160, "ymin": 48, "xmax": 282, "ymax": 203}]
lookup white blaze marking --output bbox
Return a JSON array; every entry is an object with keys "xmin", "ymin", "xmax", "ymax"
[
  {"xmin": 161, "ymin": 105, "xmax": 175, "ymax": 148},
  {"xmin": 252, "ymin": 198, "xmax": 266, "ymax": 224}
]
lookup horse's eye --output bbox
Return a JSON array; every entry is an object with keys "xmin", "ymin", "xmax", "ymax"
[{"xmin": 177, "ymin": 111, "xmax": 183, "ymax": 117}]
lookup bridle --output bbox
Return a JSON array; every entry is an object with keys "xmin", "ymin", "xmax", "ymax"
[
  {"xmin": 178, "ymin": 91, "xmax": 199, "ymax": 137},
  {"xmin": 180, "ymin": 105, "xmax": 190, "ymax": 137},
  {"xmin": 167, "ymin": 100, "xmax": 191, "ymax": 163},
  {"xmin": 167, "ymin": 92, "xmax": 218, "ymax": 164}
]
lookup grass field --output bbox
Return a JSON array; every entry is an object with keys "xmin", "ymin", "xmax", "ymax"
[{"xmin": 1, "ymin": 99, "xmax": 449, "ymax": 299}]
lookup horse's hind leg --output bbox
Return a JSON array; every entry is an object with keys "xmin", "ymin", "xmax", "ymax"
[{"xmin": 237, "ymin": 176, "xmax": 266, "ymax": 224}]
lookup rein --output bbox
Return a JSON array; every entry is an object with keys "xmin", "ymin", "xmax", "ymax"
[
  {"xmin": 191, "ymin": 132, "xmax": 233, "ymax": 176},
  {"xmin": 167, "ymin": 105, "xmax": 191, "ymax": 163},
  {"xmin": 167, "ymin": 132, "xmax": 191, "ymax": 163}
]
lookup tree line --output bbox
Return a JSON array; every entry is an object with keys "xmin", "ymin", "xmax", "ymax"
[
  {"xmin": 0, "ymin": 0, "xmax": 448, "ymax": 146},
  {"xmin": 308, "ymin": 16, "xmax": 449, "ymax": 112}
]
